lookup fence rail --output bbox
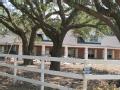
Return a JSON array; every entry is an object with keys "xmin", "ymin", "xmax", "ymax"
[{"xmin": 0, "ymin": 54, "xmax": 120, "ymax": 90}]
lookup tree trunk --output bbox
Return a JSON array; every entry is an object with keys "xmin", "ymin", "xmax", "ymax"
[
  {"xmin": 23, "ymin": 44, "xmax": 33, "ymax": 65},
  {"xmin": 21, "ymin": 26, "xmax": 38, "ymax": 65},
  {"xmin": 113, "ymin": 16, "xmax": 120, "ymax": 42},
  {"xmin": 49, "ymin": 42, "xmax": 63, "ymax": 71},
  {"xmin": 21, "ymin": 37, "xmax": 34, "ymax": 65}
]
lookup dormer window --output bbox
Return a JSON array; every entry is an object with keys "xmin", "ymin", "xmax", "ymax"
[
  {"xmin": 37, "ymin": 34, "xmax": 43, "ymax": 40},
  {"xmin": 77, "ymin": 37, "xmax": 85, "ymax": 43},
  {"xmin": 37, "ymin": 33, "xmax": 51, "ymax": 42}
]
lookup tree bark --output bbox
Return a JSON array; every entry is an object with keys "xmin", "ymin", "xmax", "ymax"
[
  {"xmin": 20, "ymin": 32, "xmax": 34, "ymax": 65},
  {"xmin": 112, "ymin": 16, "xmax": 120, "ymax": 41},
  {"xmin": 21, "ymin": 26, "xmax": 38, "ymax": 65},
  {"xmin": 50, "ymin": 40, "xmax": 63, "ymax": 71},
  {"xmin": 22, "ymin": 40, "xmax": 34, "ymax": 65}
]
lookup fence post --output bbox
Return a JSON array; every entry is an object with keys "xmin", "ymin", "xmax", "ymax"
[
  {"xmin": 83, "ymin": 60, "xmax": 88, "ymax": 90},
  {"xmin": 83, "ymin": 77, "xmax": 87, "ymax": 90},
  {"xmin": 13, "ymin": 57, "xmax": 17, "ymax": 84},
  {"xmin": 41, "ymin": 59, "xmax": 44, "ymax": 90}
]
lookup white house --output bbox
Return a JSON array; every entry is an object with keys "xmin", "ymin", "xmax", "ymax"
[{"xmin": 0, "ymin": 30, "xmax": 120, "ymax": 60}]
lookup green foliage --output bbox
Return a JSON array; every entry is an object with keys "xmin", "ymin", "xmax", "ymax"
[
  {"xmin": 73, "ymin": 12, "xmax": 113, "ymax": 40},
  {"xmin": 11, "ymin": 12, "xmax": 33, "ymax": 32},
  {"xmin": 0, "ymin": 24, "xmax": 8, "ymax": 36}
]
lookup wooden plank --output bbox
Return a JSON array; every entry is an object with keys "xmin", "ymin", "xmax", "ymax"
[
  {"xmin": 86, "ymin": 60, "xmax": 120, "ymax": 65},
  {"xmin": 41, "ymin": 60, "xmax": 45, "ymax": 90},
  {"xmin": 0, "ymin": 63, "xmax": 83, "ymax": 79},
  {"xmin": 0, "ymin": 54, "xmax": 85, "ymax": 63},
  {"xmin": 44, "ymin": 70, "xmax": 84, "ymax": 79},
  {"xmin": 0, "ymin": 54, "xmax": 120, "ymax": 65},
  {"xmin": 0, "ymin": 72, "xmax": 75, "ymax": 90},
  {"xmin": 0, "ymin": 63, "xmax": 40, "ymax": 72},
  {"xmin": 86, "ymin": 75, "xmax": 120, "ymax": 80}
]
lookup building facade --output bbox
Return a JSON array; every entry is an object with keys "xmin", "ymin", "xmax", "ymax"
[{"xmin": 0, "ymin": 31, "xmax": 120, "ymax": 60}]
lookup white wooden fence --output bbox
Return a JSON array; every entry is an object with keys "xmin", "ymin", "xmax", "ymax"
[{"xmin": 0, "ymin": 54, "xmax": 120, "ymax": 90}]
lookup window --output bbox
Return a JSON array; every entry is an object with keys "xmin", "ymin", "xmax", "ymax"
[
  {"xmin": 45, "ymin": 48, "xmax": 51, "ymax": 56},
  {"xmin": 4, "ymin": 45, "xmax": 17, "ymax": 54},
  {"xmin": 0, "ymin": 46, "xmax": 4, "ymax": 54},
  {"xmin": 88, "ymin": 49, "xmax": 94, "ymax": 59},
  {"xmin": 37, "ymin": 34, "xmax": 51, "ymax": 42},
  {"xmin": 107, "ymin": 50, "xmax": 112, "ymax": 59},
  {"xmin": 77, "ymin": 37, "xmax": 85, "ymax": 43},
  {"xmin": 68, "ymin": 48, "xmax": 75, "ymax": 57},
  {"xmin": 37, "ymin": 34, "xmax": 43, "ymax": 40},
  {"xmin": 9, "ymin": 45, "xmax": 18, "ymax": 54}
]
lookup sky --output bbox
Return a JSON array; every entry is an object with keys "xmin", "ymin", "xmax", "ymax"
[{"xmin": 1, "ymin": 0, "xmax": 15, "ymax": 10}]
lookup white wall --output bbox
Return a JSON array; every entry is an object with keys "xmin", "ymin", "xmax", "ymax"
[
  {"xmin": 101, "ymin": 36, "xmax": 120, "ymax": 47},
  {"xmin": 63, "ymin": 30, "xmax": 77, "ymax": 45}
]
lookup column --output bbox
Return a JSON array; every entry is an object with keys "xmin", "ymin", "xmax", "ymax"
[
  {"xmin": 83, "ymin": 47, "xmax": 88, "ymax": 90},
  {"xmin": 118, "ymin": 50, "xmax": 120, "ymax": 60},
  {"xmin": 33, "ymin": 46, "xmax": 37, "ymax": 56},
  {"xmin": 94, "ymin": 49, "xmax": 97, "ymax": 59},
  {"xmin": 41, "ymin": 45, "xmax": 45, "ymax": 56},
  {"xmin": 18, "ymin": 44, "xmax": 22, "ymax": 55},
  {"xmin": 18, "ymin": 44, "xmax": 22, "ymax": 60},
  {"xmin": 84, "ymin": 47, "xmax": 88, "ymax": 60},
  {"xmin": 1, "ymin": 46, "xmax": 4, "ymax": 54},
  {"xmin": 103, "ymin": 48, "xmax": 107, "ymax": 60},
  {"xmin": 64, "ymin": 45, "xmax": 68, "ymax": 58},
  {"xmin": 112, "ymin": 49, "xmax": 115, "ymax": 60},
  {"xmin": 75, "ymin": 48, "xmax": 78, "ymax": 58}
]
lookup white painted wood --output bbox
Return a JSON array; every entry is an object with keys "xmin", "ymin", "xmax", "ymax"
[
  {"xmin": 0, "ymin": 72, "xmax": 75, "ymax": 90},
  {"xmin": 41, "ymin": 60, "xmax": 44, "ymax": 90},
  {"xmin": 86, "ymin": 75, "xmax": 120, "ymax": 80},
  {"xmin": 0, "ymin": 54, "xmax": 85, "ymax": 63},
  {"xmin": 0, "ymin": 63, "xmax": 83, "ymax": 79},
  {"xmin": 64, "ymin": 45, "xmax": 68, "ymax": 58},
  {"xmin": 18, "ymin": 44, "xmax": 22, "ymax": 55},
  {"xmin": 75, "ymin": 48, "xmax": 78, "ymax": 58},
  {"xmin": 94, "ymin": 49, "xmax": 97, "ymax": 59},
  {"xmin": 44, "ymin": 70, "xmax": 84, "ymax": 79},
  {"xmin": 83, "ymin": 58, "xmax": 88, "ymax": 90},
  {"xmin": 0, "ymin": 63, "xmax": 40, "ymax": 72},
  {"xmin": 84, "ymin": 47, "xmax": 88, "ymax": 59},
  {"xmin": 83, "ymin": 78, "xmax": 87, "ymax": 90},
  {"xmin": 41, "ymin": 45, "xmax": 45, "ymax": 56},
  {"xmin": 86, "ymin": 60, "xmax": 120, "ymax": 65},
  {"xmin": 13, "ymin": 57, "xmax": 17, "ymax": 84},
  {"xmin": 104, "ymin": 48, "xmax": 107, "ymax": 60},
  {"xmin": 1, "ymin": 54, "xmax": 120, "ymax": 90},
  {"xmin": 112, "ymin": 49, "xmax": 115, "ymax": 59}
]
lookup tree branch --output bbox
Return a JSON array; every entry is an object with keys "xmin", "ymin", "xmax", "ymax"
[
  {"xmin": 65, "ymin": 9, "xmax": 78, "ymax": 25},
  {"xmin": 57, "ymin": 0, "xmax": 66, "ymax": 26},
  {"xmin": 0, "ymin": 19, "xmax": 24, "ymax": 36},
  {"xmin": 93, "ymin": 0, "xmax": 113, "ymax": 17},
  {"xmin": 74, "ymin": 4, "xmax": 114, "ymax": 29},
  {"xmin": 45, "ymin": 8, "xmax": 71, "ymax": 19},
  {"xmin": 32, "ymin": 0, "xmax": 44, "ymax": 20},
  {"xmin": 0, "ymin": 3, "xmax": 12, "ymax": 21},
  {"xmin": 116, "ymin": 0, "xmax": 120, "ymax": 6},
  {"xmin": 28, "ymin": 25, "xmax": 39, "ymax": 54},
  {"xmin": 10, "ymin": 0, "xmax": 39, "ymax": 24},
  {"xmin": 25, "ymin": 0, "xmax": 39, "ymax": 18},
  {"xmin": 101, "ymin": 0, "xmax": 112, "ymax": 9},
  {"xmin": 66, "ymin": 24, "xmax": 99, "ymax": 30}
]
